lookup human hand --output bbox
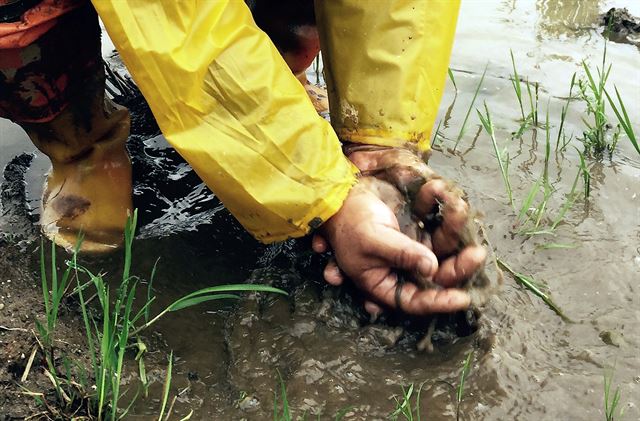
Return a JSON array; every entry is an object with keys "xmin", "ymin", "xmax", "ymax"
[
  {"xmin": 346, "ymin": 145, "xmax": 487, "ymax": 279},
  {"xmin": 314, "ymin": 146, "xmax": 487, "ymax": 316},
  {"xmin": 314, "ymin": 180, "xmax": 480, "ymax": 316}
]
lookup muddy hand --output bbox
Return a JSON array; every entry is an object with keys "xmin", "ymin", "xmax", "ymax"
[
  {"xmin": 314, "ymin": 146, "xmax": 487, "ymax": 316},
  {"xmin": 346, "ymin": 145, "xmax": 486, "ymax": 286},
  {"xmin": 316, "ymin": 180, "xmax": 471, "ymax": 316}
]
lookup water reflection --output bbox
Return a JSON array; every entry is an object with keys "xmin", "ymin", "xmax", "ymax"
[{"xmin": 536, "ymin": 0, "xmax": 601, "ymax": 38}]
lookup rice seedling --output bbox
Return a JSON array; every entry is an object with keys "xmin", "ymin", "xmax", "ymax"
[
  {"xmin": 605, "ymin": 86, "xmax": 639, "ymax": 156},
  {"xmin": 456, "ymin": 351, "xmax": 473, "ymax": 421},
  {"xmin": 577, "ymin": 43, "xmax": 620, "ymax": 156},
  {"xmin": 33, "ymin": 210, "xmax": 286, "ymax": 420},
  {"xmin": 273, "ymin": 370, "xmax": 291, "ymax": 421},
  {"xmin": 453, "ymin": 64, "xmax": 488, "ymax": 150},
  {"xmin": 508, "ymin": 50, "xmax": 544, "ymax": 134},
  {"xmin": 556, "ymin": 73, "xmax": 577, "ymax": 153},
  {"xmin": 272, "ymin": 372, "xmax": 353, "ymax": 420},
  {"xmin": 448, "ymin": 68, "xmax": 458, "ymax": 92},
  {"xmin": 509, "ymin": 50, "xmax": 526, "ymax": 123},
  {"xmin": 497, "ymin": 258, "xmax": 570, "ymax": 321},
  {"xmin": 575, "ymin": 148, "xmax": 591, "ymax": 199},
  {"xmin": 389, "ymin": 382, "xmax": 424, "ymax": 421},
  {"xmin": 36, "ymin": 238, "xmax": 78, "ymax": 349},
  {"xmin": 477, "ymin": 102, "xmax": 515, "ymax": 209},
  {"xmin": 603, "ymin": 365, "xmax": 623, "ymax": 421},
  {"xmin": 431, "ymin": 119, "xmax": 444, "ymax": 148},
  {"xmin": 535, "ymin": 242, "xmax": 578, "ymax": 250},
  {"xmin": 157, "ymin": 352, "xmax": 173, "ymax": 421},
  {"xmin": 526, "ymin": 79, "xmax": 540, "ymax": 127}
]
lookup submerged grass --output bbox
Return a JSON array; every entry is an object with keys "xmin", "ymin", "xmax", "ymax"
[
  {"xmin": 605, "ymin": 86, "xmax": 639, "ymax": 156},
  {"xmin": 556, "ymin": 74, "xmax": 577, "ymax": 153},
  {"xmin": 603, "ymin": 365, "xmax": 623, "ymax": 421},
  {"xmin": 509, "ymin": 50, "xmax": 541, "ymax": 136},
  {"xmin": 577, "ymin": 43, "xmax": 619, "ymax": 156},
  {"xmin": 497, "ymin": 258, "xmax": 570, "ymax": 321},
  {"xmin": 389, "ymin": 382, "xmax": 424, "ymax": 421},
  {"xmin": 477, "ymin": 102, "xmax": 514, "ymax": 209},
  {"xmin": 33, "ymin": 210, "xmax": 286, "ymax": 420},
  {"xmin": 456, "ymin": 351, "xmax": 473, "ymax": 421}
]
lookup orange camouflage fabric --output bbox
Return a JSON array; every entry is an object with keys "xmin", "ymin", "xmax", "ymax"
[{"xmin": 0, "ymin": 0, "xmax": 100, "ymax": 123}]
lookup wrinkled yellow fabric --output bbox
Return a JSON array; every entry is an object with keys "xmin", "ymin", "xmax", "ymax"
[
  {"xmin": 92, "ymin": 0, "xmax": 357, "ymax": 243},
  {"xmin": 316, "ymin": 0, "xmax": 460, "ymax": 152}
]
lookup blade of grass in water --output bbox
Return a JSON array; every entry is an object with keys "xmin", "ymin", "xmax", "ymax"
[
  {"xmin": 454, "ymin": 64, "xmax": 488, "ymax": 150},
  {"xmin": 575, "ymin": 147, "xmax": 591, "ymax": 199},
  {"xmin": 448, "ymin": 68, "xmax": 458, "ymax": 92},
  {"xmin": 477, "ymin": 102, "xmax": 514, "ymax": 209},
  {"xmin": 432, "ymin": 119, "xmax": 443, "ymax": 148},
  {"xmin": 605, "ymin": 86, "xmax": 639, "ymax": 155},
  {"xmin": 456, "ymin": 351, "xmax": 473, "ymax": 421},
  {"xmin": 158, "ymin": 351, "xmax": 173, "ymax": 421},
  {"xmin": 509, "ymin": 49, "xmax": 526, "ymax": 122},
  {"xmin": 604, "ymin": 365, "xmax": 622, "ymax": 421},
  {"xmin": 556, "ymin": 73, "xmax": 577, "ymax": 152},
  {"xmin": 535, "ymin": 243, "xmax": 579, "ymax": 250},
  {"xmin": 497, "ymin": 258, "xmax": 571, "ymax": 321},
  {"xmin": 131, "ymin": 284, "xmax": 286, "ymax": 335}
]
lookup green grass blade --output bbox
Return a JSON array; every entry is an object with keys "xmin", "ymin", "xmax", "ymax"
[
  {"xmin": 168, "ymin": 294, "xmax": 240, "ymax": 312},
  {"xmin": 448, "ymin": 68, "xmax": 457, "ymax": 91},
  {"xmin": 497, "ymin": 258, "xmax": 571, "ymax": 321},
  {"xmin": 509, "ymin": 49, "xmax": 525, "ymax": 121},
  {"xmin": 454, "ymin": 64, "xmax": 488, "ymax": 149},
  {"xmin": 550, "ymin": 168, "xmax": 580, "ymax": 231},
  {"xmin": 535, "ymin": 243, "xmax": 578, "ymax": 250},
  {"xmin": 49, "ymin": 240, "xmax": 58, "ymax": 334},
  {"xmin": 517, "ymin": 177, "xmax": 542, "ymax": 225},
  {"xmin": 158, "ymin": 351, "xmax": 173, "ymax": 421},
  {"xmin": 431, "ymin": 119, "xmax": 443, "ymax": 148},
  {"xmin": 477, "ymin": 102, "xmax": 514, "ymax": 209},
  {"xmin": 605, "ymin": 86, "xmax": 639, "ymax": 155},
  {"xmin": 122, "ymin": 210, "xmax": 137, "ymax": 283},
  {"xmin": 457, "ymin": 352, "xmax": 473, "ymax": 404},
  {"xmin": 39, "ymin": 240, "xmax": 50, "ymax": 336},
  {"xmin": 146, "ymin": 257, "xmax": 161, "ymax": 323}
]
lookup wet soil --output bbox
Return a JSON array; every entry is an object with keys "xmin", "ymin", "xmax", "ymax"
[
  {"xmin": 601, "ymin": 7, "xmax": 640, "ymax": 47},
  {"xmin": 1, "ymin": 0, "xmax": 639, "ymax": 420}
]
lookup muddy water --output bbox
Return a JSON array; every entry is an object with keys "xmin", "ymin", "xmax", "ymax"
[{"xmin": 1, "ymin": 0, "xmax": 639, "ymax": 419}]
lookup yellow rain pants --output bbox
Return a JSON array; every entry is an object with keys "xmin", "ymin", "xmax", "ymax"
[
  {"xmin": 93, "ymin": 0, "xmax": 459, "ymax": 242},
  {"xmin": 316, "ymin": 0, "xmax": 460, "ymax": 153}
]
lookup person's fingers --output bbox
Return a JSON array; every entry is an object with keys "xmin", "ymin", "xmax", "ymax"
[
  {"xmin": 364, "ymin": 225, "xmax": 438, "ymax": 286},
  {"xmin": 312, "ymin": 233, "xmax": 330, "ymax": 253},
  {"xmin": 323, "ymin": 258, "xmax": 344, "ymax": 286},
  {"xmin": 414, "ymin": 179, "xmax": 469, "ymax": 257},
  {"xmin": 366, "ymin": 272, "xmax": 471, "ymax": 315},
  {"xmin": 433, "ymin": 245, "xmax": 487, "ymax": 287},
  {"xmin": 364, "ymin": 300, "xmax": 384, "ymax": 318}
]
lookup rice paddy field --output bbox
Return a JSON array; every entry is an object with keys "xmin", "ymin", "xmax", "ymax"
[{"xmin": 0, "ymin": 1, "xmax": 638, "ymax": 419}]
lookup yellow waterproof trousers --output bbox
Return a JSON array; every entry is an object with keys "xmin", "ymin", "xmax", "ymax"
[{"xmin": 93, "ymin": 0, "xmax": 459, "ymax": 243}]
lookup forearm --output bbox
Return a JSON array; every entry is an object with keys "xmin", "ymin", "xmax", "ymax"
[{"xmin": 93, "ymin": 0, "xmax": 357, "ymax": 242}]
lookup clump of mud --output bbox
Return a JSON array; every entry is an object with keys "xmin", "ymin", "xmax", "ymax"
[{"xmin": 600, "ymin": 8, "xmax": 640, "ymax": 47}]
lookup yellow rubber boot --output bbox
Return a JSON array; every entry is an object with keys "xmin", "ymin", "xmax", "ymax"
[{"xmin": 23, "ymin": 91, "xmax": 132, "ymax": 253}]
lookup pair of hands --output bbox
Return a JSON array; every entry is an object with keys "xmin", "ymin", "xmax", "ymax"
[{"xmin": 314, "ymin": 147, "xmax": 487, "ymax": 317}]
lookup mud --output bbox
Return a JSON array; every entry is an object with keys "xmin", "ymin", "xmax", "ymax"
[
  {"xmin": 1, "ymin": 0, "xmax": 640, "ymax": 420},
  {"xmin": 601, "ymin": 8, "xmax": 640, "ymax": 47}
]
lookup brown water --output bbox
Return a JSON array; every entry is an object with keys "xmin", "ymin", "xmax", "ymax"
[{"xmin": 1, "ymin": 0, "xmax": 639, "ymax": 419}]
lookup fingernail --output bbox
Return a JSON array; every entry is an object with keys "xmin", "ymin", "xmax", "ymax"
[{"xmin": 418, "ymin": 254, "xmax": 438, "ymax": 277}]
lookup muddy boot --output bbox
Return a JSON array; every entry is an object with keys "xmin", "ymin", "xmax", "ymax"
[
  {"xmin": 1, "ymin": 2, "xmax": 132, "ymax": 252},
  {"xmin": 23, "ymin": 93, "xmax": 132, "ymax": 253}
]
